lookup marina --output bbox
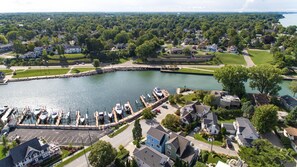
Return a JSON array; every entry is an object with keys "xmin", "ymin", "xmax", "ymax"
[{"xmin": 1, "ymin": 88, "xmax": 169, "ymax": 131}]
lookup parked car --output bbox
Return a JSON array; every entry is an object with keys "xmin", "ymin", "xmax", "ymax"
[
  {"xmin": 194, "ymin": 127, "xmax": 200, "ymax": 133},
  {"xmin": 154, "ymin": 109, "xmax": 161, "ymax": 114},
  {"xmin": 161, "ymin": 105, "xmax": 168, "ymax": 109},
  {"xmin": 226, "ymin": 139, "xmax": 233, "ymax": 149}
]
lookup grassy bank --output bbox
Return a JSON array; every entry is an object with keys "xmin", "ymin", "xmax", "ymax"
[
  {"xmin": 248, "ymin": 49, "xmax": 273, "ymax": 65},
  {"xmin": 12, "ymin": 68, "xmax": 69, "ymax": 78},
  {"xmin": 0, "ymin": 69, "xmax": 13, "ymax": 75},
  {"xmin": 71, "ymin": 68, "xmax": 95, "ymax": 74},
  {"xmin": 177, "ymin": 68, "xmax": 214, "ymax": 75},
  {"xmin": 215, "ymin": 52, "xmax": 246, "ymax": 65},
  {"xmin": 108, "ymin": 124, "xmax": 129, "ymax": 138}
]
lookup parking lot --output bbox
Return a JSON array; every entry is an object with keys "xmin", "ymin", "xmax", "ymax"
[{"xmin": 7, "ymin": 128, "xmax": 106, "ymax": 146}]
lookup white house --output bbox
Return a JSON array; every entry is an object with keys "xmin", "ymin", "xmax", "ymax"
[
  {"xmin": 234, "ymin": 118, "xmax": 259, "ymax": 147},
  {"xmin": 201, "ymin": 112, "xmax": 220, "ymax": 135},
  {"xmin": 64, "ymin": 45, "xmax": 82, "ymax": 54}
]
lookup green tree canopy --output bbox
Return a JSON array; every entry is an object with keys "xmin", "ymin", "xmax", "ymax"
[
  {"xmin": 0, "ymin": 35, "xmax": 8, "ymax": 44},
  {"xmin": 239, "ymin": 139, "xmax": 294, "ymax": 167},
  {"xmin": 285, "ymin": 107, "xmax": 297, "ymax": 127},
  {"xmin": 252, "ymin": 104, "xmax": 278, "ymax": 134},
  {"xmin": 132, "ymin": 119, "xmax": 142, "ymax": 142},
  {"xmin": 214, "ymin": 65, "xmax": 248, "ymax": 96},
  {"xmin": 289, "ymin": 81, "xmax": 297, "ymax": 97},
  {"xmin": 249, "ymin": 65, "xmax": 282, "ymax": 95},
  {"xmin": 88, "ymin": 140, "xmax": 117, "ymax": 167},
  {"xmin": 93, "ymin": 59, "xmax": 100, "ymax": 68},
  {"xmin": 161, "ymin": 114, "xmax": 180, "ymax": 132},
  {"xmin": 241, "ymin": 101, "xmax": 255, "ymax": 119}
]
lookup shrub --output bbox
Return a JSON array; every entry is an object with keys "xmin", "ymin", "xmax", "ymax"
[{"xmin": 175, "ymin": 109, "xmax": 181, "ymax": 116}]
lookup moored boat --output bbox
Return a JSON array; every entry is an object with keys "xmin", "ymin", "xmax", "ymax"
[
  {"xmin": 115, "ymin": 103, "xmax": 123, "ymax": 115},
  {"xmin": 153, "ymin": 87, "xmax": 163, "ymax": 97}
]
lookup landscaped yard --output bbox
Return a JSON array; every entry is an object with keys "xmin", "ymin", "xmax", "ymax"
[
  {"xmin": 248, "ymin": 49, "xmax": 273, "ymax": 65},
  {"xmin": 48, "ymin": 53, "xmax": 86, "ymax": 60},
  {"xmin": 71, "ymin": 68, "xmax": 95, "ymax": 74},
  {"xmin": 12, "ymin": 68, "xmax": 69, "ymax": 78},
  {"xmin": 215, "ymin": 52, "xmax": 246, "ymax": 65},
  {"xmin": 177, "ymin": 68, "xmax": 214, "ymax": 75},
  {"xmin": 194, "ymin": 133, "xmax": 223, "ymax": 146}
]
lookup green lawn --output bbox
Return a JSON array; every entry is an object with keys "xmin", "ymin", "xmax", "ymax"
[
  {"xmin": 108, "ymin": 124, "xmax": 129, "ymax": 138},
  {"xmin": 12, "ymin": 68, "xmax": 69, "ymax": 78},
  {"xmin": 61, "ymin": 149, "xmax": 70, "ymax": 159},
  {"xmin": 215, "ymin": 52, "xmax": 246, "ymax": 65},
  {"xmin": 71, "ymin": 68, "xmax": 95, "ymax": 74},
  {"xmin": 194, "ymin": 133, "xmax": 223, "ymax": 146},
  {"xmin": 0, "ymin": 145, "xmax": 8, "ymax": 160},
  {"xmin": 218, "ymin": 119, "xmax": 235, "ymax": 124},
  {"xmin": 206, "ymin": 152, "xmax": 228, "ymax": 164},
  {"xmin": 48, "ymin": 53, "xmax": 86, "ymax": 60},
  {"xmin": 118, "ymin": 58, "xmax": 130, "ymax": 64},
  {"xmin": 248, "ymin": 49, "xmax": 273, "ymax": 65},
  {"xmin": 0, "ymin": 69, "xmax": 13, "ymax": 75},
  {"xmin": 177, "ymin": 68, "xmax": 214, "ymax": 75}
]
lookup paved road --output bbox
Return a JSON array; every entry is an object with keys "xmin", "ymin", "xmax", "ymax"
[
  {"xmin": 7, "ymin": 129, "xmax": 106, "ymax": 146},
  {"xmin": 243, "ymin": 49, "xmax": 255, "ymax": 67}
]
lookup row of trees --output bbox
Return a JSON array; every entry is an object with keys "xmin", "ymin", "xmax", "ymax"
[{"xmin": 214, "ymin": 65, "xmax": 283, "ymax": 96}]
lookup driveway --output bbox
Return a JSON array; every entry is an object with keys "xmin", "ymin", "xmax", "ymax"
[{"xmin": 243, "ymin": 49, "xmax": 255, "ymax": 67}]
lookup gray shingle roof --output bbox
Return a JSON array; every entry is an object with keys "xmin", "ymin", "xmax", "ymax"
[
  {"xmin": 134, "ymin": 146, "xmax": 173, "ymax": 167},
  {"xmin": 147, "ymin": 125, "xmax": 167, "ymax": 142},
  {"xmin": 0, "ymin": 156, "xmax": 13, "ymax": 167},
  {"xmin": 167, "ymin": 133, "xmax": 190, "ymax": 158},
  {"xmin": 203, "ymin": 112, "xmax": 218, "ymax": 126},
  {"xmin": 281, "ymin": 95, "xmax": 297, "ymax": 108},
  {"xmin": 236, "ymin": 117, "xmax": 258, "ymax": 146}
]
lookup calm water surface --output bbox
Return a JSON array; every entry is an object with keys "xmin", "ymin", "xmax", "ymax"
[
  {"xmin": 280, "ymin": 14, "xmax": 297, "ymax": 27},
  {"xmin": 0, "ymin": 71, "xmax": 292, "ymax": 114}
]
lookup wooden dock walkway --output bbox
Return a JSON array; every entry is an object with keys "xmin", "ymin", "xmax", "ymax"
[
  {"xmin": 76, "ymin": 111, "xmax": 80, "ymax": 126},
  {"xmin": 94, "ymin": 111, "xmax": 99, "ymax": 127},
  {"xmin": 55, "ymin": 111, "xmax": 62, "ymax": 126},
  {"xmin": 112, "ymin": 108, "xmax": 118, "ymax": 123},
  {"xmin": 140, "ymin": 95, "xmax": 148, "ymax": 108},
  {"xmin": 152, "ymin": 91, "xmax": 160, "ymax": 101}
]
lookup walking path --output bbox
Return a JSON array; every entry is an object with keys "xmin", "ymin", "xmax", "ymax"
[{"xmin": 243, "ymin": 49, "xmax": 255, "ymax": 67}]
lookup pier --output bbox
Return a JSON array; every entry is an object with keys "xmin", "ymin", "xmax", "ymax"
[
  {"xmin": 16, "ymin": 89, "xmax": 170, "ymax": 131},
  {"xmin": 152, "ymin": 91, "xmax": 160, "ymax": 101}
]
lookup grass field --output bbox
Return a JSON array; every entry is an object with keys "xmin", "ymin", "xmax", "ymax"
[
  {"xmin": 12, "ymin": 68, "xmax": 69, "ymax": 78},
  {"xmin": 248, "ymin": 49, "xmax": 273, "ymax": 65},
  {"xmin": 71, "ymin": 68, "xmax": 95, "ymax": 74},
  {"xmin": 177, "ymin": 68, "xmax": 214, "ymax": 75},
  {"xmin": 0, "ymin": 69, "xmax": 13, "ymax": 75},
  {"xmin": 215, "ymin": 52, "xmax": 246, "ymax": 65},
  {"xmin": 194, "ymin": 133, "xmax": 223, "ymax": 146},
  {"xmin": 48, "ymin": 53, "xmax": 86, "ymax": 60}
]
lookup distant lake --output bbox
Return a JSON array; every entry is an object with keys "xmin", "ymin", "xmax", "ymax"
[{"xmin": 280, "ymin": 14, "xmax": 297, "ymax": 27}]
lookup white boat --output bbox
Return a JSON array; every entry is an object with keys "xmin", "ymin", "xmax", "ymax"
[
  {"xmin": 154, "ymin": 87, "xmax": 163, "ymax": 97},
  {"xmin": 99, "ymin": 111, "xmax": 104, "ymax": 120},
  {"xmin": 115, "ymin": 103, "xmax": 123, "ymax": 115},
  {"xmin": 147, "ymin": 94, "xmax": 151, "ymax": 99},
  {"xmin": 33, "ymin": 107, "xmax": 42, "ymax": 116},
  {"xmin": 80, "ymin": 116, "xmax": 85, "ymax": 124},
  {"xmin": 135, "ymin": 100, "xmax": 139, "ymax": 104},
  {"xmin": 51, "ymin": 111, "xmax": 58, "ymax": 119},
  {"xmin": 0, "ymin": 106, "xmax": 8, "ymax": 115},
  {"xmin": 85, "ymin": 114, "xmax": 88, "ymax": 120},
  {"xmin": 39, "ymin": 111, "xmax": 48, "ymax": 121},
  {"xmin": 124, "ymin": 103, "xmax": 130, "ymax": 113},
  {"xmin": 66, "ymin": 112, "xmax": 70, "ymax": 119},
  {"xmin": 108, "ymin": 112, "xmax": 113, "ymax": 118}
]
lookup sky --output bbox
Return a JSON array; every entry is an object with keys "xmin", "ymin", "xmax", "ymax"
[{"xmin": 0, "ymin": 0, "xmax": 296, "ymax": 13}]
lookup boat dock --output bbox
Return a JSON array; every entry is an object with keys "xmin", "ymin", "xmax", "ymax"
[
  {"xmin": 76, "ymin": 111, "xmax": 80, "ymax": 126},
  {"xmin": 152, "ymin": 91, "xmax": 160, "ymax": 101},
  {"xmin": 112, "ymin": 108, "xmax": 118, "ymax": 123},
  {"xmin": 16, "ymin": 89, "xmax": 170, "ymax": 131}
]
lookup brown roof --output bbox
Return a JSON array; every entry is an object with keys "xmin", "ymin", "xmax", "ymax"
[
  {"xmin": 253, "ymin": 94, "xmax": 270, "ymax": 106},
  {"xmin": 285, "ymin": 127, "xmax": 297, "ymax": 137}
]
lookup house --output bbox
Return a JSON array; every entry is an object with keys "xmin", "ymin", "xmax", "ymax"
[
  {"xmin": 220, "ymin": 95, "xmax": 241, "ymax": 109},
  {"xmin": 0, "ymin": 43, "xmax": 13, "ymax": 53},
  {"xmin": 227, "ymin": 46, "xmax": 238, "ymax": 53},
  {"xmin": 165, "ymin": 132, "xmax": 198, "ymax": 166},
  {"xmin": 201, "ymin": 112, "xmax": 220, "ymax": 135},
  {"xmin": 234, "ymin": 118, "xmax": 259, "ymax": 147},
  {"xmin": 277, "ymin": 111, "xmax": 288, "ymax": 122},
  {"xmin": 211, "ymin": 90, "xmax": 228, "ymax": 106},
  {"xmin": 64, "ymin": 45, "xmax": 81, "ymax": 54},
  {"xmin": 249, "ymin": 93, "xmax": 270, "ymax": 106},
  {"xmin": 146, "ymin": 125, "xmax": 168, "ymax": 153},
  {"xmin": 0, "ymin": 137, "xmax": 60, "ymax": 167},
  {"xmin": 170, "ymin": 48, "xmax": 183, "ymax": 54},
  {"xmin": 207, "ymin": 44, "xmax": 218, "ymax": 52},
  {"xmin": 284, "ymin": 127, "xmax": 297, "ymax": 152},
  {"xmin": 221, "ymin": 123, "xmax": 236, "ymax": 135},
  {"xmin": 20, "ymin": 52, "xmax": 37, "ymax": 59},
  {"xmin": 133, "ymin": 146, "xmax": 174, "ymax": 167},
  {"xmin": 281, "ymin": 95, "xmax": 297, "ymax": 111},
  {"xmin": 34, "ymin": 47, "xmax": 43, "ymax": 57},
  {"xmin": 180, "ymin": 102, "xmax": 210, "ymax": 125},
  {"xmin": 113, "ymin": 43, "xmax": 128, "ymax": 50}
]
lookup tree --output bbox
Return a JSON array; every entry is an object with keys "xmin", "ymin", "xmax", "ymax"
[
  {"xmin": 42, "ymin": 49, "xmax": 48, "ymax": 61},
  {"xmin": 214, "ymin": 65, "xmax": 248, "ymax": 96},
  {"xmin": 13, "ymin": 40, "xmax": 26, "ymax": 54},
  {"xmin": 132, "ymin": 119, "xmax": 142, "ymax": 142},
  {"xmin": 114, "ymin": 31, "xmax": 131, "ymax": 44},
  {"xmin": 0, "ymin": 35, "xmax": 8, "ymax": 44},
  {"xmin": 135, "ymin": 40, "xmax": 159, "ymax": 60},
  {"xmin": 285, "ymin": 107, "xmax": 297, "ymax": 126},
  {"xmin": 88, "ymin": 140, "xmax": 117, "ymax": 167},
  {"xmin": 252, "ymin": 105, "xmax": 278, "ymax": 134},
  {"xmin": 241, "ymin": 101, "xmax": 255, "ymax": 119},
  {"xmin": 239, "ymin": 139, "xmax": 294, "ymax": 167},
  {"xmin": 93, "ymin": 59, "xmax": 100, "ymax": 68},
  {"xmin": 249, "ymin": 65, "xmax": 282, "ymax": 95},
  {"xmin": 142, "ymin": 107, "xmax": 155, "ymax": 119},
  {"xmin": 161, "ymin": 114, "xmax": 180, "ymax": 132},
  {"xmin": 183, "ymin": 47, "xmax": 192, "ymax": 56},
  {"xmin": 289, "ymin": 81, "xmax": 297, "ymax": 97},
  {"xmin": 203, "ymin": 94, "xmax": 215, "ymax": 107}
]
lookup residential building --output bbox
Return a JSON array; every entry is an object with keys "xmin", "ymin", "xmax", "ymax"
[
  {"xmin": 201, "ymin": 112, "xmax": 220, "ymax": 135},
  {"xmin": 221, "ymin": 123, "xmax": 236, "ymax": 135},
  {"xmin": 284, "ymin": 127, "xmax": 297, "ymax": 152},
  {"xmin": 170, "ymin": 48, "xmax": 183, "ymax": 54},
  {"xmin": 0, "ymin": 43, "xmax": 13, "ymax": 53},
  {"xmin": 207, "ymin": 44, "xmax": 218, "ymax": 52},
  {"xmin": 146, "ymin": 125, "xmax": 168, "ymax": 153},
  {"xmin": 227, "ymin": 46, "xmax": 238, "ymax": 53},
  {"xmin": 20, "ymin": 52, "xmax": 37, "ymax": 59},
  {"xmin": 180, "ymin": 102, "xmax": 210, "ymax": 125},
  {"xmin": 281, "ymin": 95, "xmax": 297, "ymax": 111},
  {"xmin": 277, "ymin": 111, "xmax": 288, "ymax": 122},
  {"xmin": 234, "ymin": 118, "xmax": 259, "ymax": 147},
  {"xmin": 133, "ymin": 146, "xmax": 174, "ymax": 167},
  {"xmin": 165, "ymin": 132, "xmax": 198, "ymax": 166},
  {"xmin": 220, "ymin": 95, "xmax": 241, "ymax": 109},
  {"xmin": 64, "ymin": 45, "xmax": 81, "ymax": 54},
  {"xmin": 249, "ymin": 93, "xmax": 270, "ymax": 106},
  {"xmin": 0, "ymin": 137, "xmax": 60, "ymax": 167},
  {"xmin": 112, "ymin": 43, "xmax": 128, "ymax": 50}
]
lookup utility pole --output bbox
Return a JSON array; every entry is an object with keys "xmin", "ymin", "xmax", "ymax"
[{"xmin": 80, "ymin": 136, "xmax": 90, "ymax": 167}]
